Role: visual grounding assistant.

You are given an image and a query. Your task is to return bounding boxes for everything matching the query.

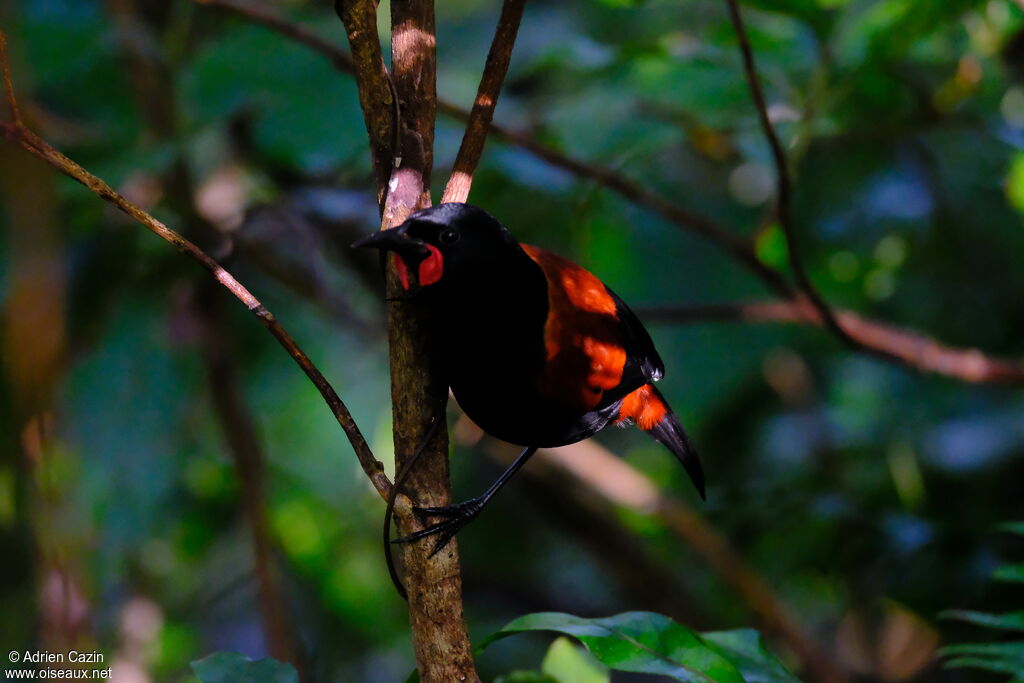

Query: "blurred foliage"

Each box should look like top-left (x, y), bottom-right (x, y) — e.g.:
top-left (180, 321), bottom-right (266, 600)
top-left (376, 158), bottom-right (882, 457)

top-left (480, 612), bottom-right (799, 682)
top-left (191, 651), bottom-right (299, 683)
top-left (941, 524), bottom-right (1024, 680)
top-left (1, 0), bottom-right (1024, 681)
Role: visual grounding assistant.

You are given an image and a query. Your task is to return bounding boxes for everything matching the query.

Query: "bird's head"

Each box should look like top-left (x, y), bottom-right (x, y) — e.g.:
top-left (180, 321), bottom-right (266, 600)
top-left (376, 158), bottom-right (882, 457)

top-left (352, 203), bottom-right (515, 291)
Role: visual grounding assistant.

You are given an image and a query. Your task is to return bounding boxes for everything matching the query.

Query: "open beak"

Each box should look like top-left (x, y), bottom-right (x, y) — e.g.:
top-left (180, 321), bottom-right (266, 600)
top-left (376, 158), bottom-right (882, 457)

top-left (352, 226), bottom-right (430, 265)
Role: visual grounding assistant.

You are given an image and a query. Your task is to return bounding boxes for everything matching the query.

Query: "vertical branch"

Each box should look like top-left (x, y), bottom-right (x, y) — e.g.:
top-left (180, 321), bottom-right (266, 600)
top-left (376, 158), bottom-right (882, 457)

top-left (387, 3), bottom-right (481, 682)
top-left (383, 0), bottom-right (436, 223)
top-left (333, 0), bottom-right (395, 203)
top-left (335, 3), bottom-right (478, 681)
top-left (1, 33), bottom-right (22, 128)
top-left (440, 0), bottom-right (526, 204)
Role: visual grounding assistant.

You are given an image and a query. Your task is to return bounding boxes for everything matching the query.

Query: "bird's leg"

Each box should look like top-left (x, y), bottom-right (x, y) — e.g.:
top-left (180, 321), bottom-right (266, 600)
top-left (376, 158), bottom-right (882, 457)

top-left (393, 446), bottom-right (539, 557)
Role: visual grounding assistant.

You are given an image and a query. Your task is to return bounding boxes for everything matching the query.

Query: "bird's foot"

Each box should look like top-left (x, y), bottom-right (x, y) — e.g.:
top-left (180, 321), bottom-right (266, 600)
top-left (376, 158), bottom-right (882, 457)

top-left (391, 497), bottom-right (484, 557)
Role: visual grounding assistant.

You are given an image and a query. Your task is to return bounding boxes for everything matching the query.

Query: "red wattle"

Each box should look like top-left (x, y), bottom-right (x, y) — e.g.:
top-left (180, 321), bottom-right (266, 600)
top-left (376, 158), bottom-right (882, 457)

top-left (418, 244), bottom-right (444, 286)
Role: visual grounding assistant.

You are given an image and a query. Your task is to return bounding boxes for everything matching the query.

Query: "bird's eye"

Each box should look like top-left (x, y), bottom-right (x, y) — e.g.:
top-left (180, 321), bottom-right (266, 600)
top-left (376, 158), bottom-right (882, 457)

top-left (439, 228), bottom-right (460, 246)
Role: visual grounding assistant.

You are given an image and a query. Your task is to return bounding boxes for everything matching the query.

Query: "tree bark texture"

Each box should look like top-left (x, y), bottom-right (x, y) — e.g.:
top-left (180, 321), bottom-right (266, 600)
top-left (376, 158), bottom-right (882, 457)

top-left (336, 1), bottom-right (479, 680)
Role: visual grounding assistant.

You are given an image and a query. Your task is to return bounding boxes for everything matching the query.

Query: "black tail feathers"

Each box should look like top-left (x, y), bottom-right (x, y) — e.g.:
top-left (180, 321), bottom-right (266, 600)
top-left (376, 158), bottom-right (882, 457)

top-left (648, 402), bottom-right (705, 501)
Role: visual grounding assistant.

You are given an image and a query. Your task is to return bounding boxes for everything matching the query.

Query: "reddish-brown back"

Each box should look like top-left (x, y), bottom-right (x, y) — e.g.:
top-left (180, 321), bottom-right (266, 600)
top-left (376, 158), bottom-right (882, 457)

top-left (522, 245), bottom-right (629, 413)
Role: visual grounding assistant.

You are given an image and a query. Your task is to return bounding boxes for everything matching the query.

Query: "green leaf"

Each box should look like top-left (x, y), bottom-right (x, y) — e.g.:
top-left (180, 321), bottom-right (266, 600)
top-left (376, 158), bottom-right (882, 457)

top-left (541, 637), bottom-right (610, 683)
top-left (942, 642), bottom-right (1024, 657)
top-left (995, 564), bottom-right (1024, 584)
top-left (702, 630), bottom-right (802, 683)
top-left (190, 652), bottom-right (299, 683)
top-left (479, 612), bottom-right (749, 682)
top-left (1006, 154), bottom-right (1024, 214)
top-left (944, 656), bottom-right (1024, 676)
top-left (942, 525), bottom-right (1024, 679)
top-left (941, 610), bottom-right (1024, 632)
top-left (940, 641), bottom-right (1024, 672)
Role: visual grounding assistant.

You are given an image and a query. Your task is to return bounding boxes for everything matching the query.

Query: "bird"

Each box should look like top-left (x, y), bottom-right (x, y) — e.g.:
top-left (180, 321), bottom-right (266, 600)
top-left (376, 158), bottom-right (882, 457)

top-left (355, 203), bottom-right (704, 556)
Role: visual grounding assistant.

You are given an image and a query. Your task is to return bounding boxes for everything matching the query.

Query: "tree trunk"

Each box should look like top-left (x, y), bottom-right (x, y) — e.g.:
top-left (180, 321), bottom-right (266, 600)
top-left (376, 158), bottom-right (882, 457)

top-left (335, 1), bottom-right (479, 680)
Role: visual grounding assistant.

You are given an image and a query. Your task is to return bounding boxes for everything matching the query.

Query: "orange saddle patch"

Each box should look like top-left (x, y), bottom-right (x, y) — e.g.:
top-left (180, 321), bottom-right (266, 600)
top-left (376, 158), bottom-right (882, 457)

top-left (522, 245), bottom-right (627, 412)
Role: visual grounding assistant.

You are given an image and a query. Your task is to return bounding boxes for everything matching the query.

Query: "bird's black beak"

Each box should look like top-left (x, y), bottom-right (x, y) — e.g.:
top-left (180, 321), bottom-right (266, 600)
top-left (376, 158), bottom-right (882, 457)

top-left (352, 226), bottom-right (430, 265)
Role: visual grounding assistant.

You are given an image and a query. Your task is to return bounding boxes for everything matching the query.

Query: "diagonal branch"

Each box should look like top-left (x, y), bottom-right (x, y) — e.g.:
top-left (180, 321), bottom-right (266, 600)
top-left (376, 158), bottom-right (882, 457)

top-left (0, 32), bottom-right (392, 501)
top-left (640, 300), bottom-right (1024, 385)
top-left (723, 0), bottom-right (870, 354)
top-left (197, 0), bottom-right (356, 71)
top-left (440, 0), bottom-right (527, 204)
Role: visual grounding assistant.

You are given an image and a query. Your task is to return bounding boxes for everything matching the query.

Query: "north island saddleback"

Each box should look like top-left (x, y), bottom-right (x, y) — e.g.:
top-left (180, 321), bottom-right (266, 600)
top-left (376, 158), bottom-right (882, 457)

top-left (355, 203), bottom-right (704, 557)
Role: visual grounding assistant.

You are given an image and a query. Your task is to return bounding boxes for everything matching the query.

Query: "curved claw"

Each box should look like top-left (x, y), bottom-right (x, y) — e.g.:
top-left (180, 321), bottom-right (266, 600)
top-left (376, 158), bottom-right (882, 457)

top-left (392, 498), bottom-right (483, 556)
top-left (392, 516), bottom-right (460, 544)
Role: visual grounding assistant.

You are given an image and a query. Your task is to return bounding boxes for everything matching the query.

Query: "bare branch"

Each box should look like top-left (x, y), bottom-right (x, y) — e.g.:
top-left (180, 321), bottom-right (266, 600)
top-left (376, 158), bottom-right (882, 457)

top-left (0, 33), bottom-right (21, 127)
top-left (332, 1), bottom-right (478, 679)
top-left (440, 0), bottom-right (526, 204)
top-left (384, 2), bottom-right (481, 680)
top-left (0, 32), bottom-right (392, 501)
top-left (333, 0), bottom-right (396, 203)
top-left (642, 300), bottom-right (1024, 385)
top-left (723, 0), bottom-right (870, 354)
top-left (381, 0), bottom-right (437, 225)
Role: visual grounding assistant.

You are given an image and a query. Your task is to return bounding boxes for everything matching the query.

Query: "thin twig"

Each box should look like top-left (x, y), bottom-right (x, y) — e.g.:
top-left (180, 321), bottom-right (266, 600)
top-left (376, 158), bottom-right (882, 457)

top-left (723, 0), bottom-right (868, 353)
top-left (1, 33), bottom-right (22, 127)
top-left (641, 300), bottom-right (1024, 385)
top-left (199, 0), bottom-right (357, 72)
top-left (440, 0), bottom-right (526, 204)
top-left (0, 32), bottom-right (392, 501)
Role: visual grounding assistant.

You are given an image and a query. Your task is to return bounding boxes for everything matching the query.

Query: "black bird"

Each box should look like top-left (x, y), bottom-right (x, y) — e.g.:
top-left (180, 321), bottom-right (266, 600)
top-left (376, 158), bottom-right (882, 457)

top-left (355, 203), bottom-right (703, 554)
